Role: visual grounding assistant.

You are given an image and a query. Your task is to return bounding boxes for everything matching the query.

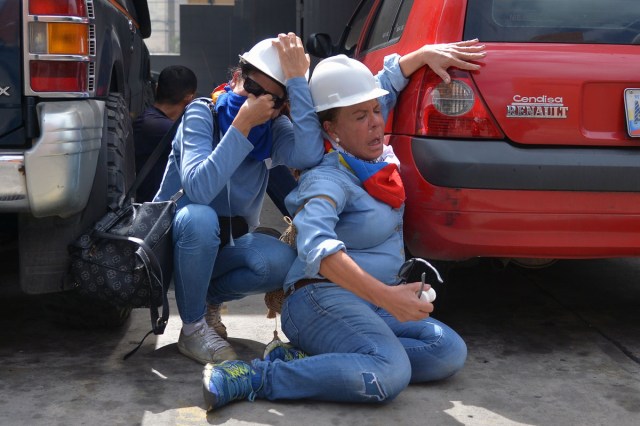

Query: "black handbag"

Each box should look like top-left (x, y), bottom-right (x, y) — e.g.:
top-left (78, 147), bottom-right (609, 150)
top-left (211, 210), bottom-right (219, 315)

top-left (68, 113), bottom-right (184, 358)
top-left (68, 191), bottom-right (181, 319)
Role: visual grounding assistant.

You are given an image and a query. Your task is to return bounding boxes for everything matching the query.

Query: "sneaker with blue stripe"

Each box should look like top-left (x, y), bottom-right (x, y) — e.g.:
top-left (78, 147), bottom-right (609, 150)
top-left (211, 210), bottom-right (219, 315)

top-left (202, 360), bottom-right (261, 410)
top-left (263, 340), bottom-right (308, 362)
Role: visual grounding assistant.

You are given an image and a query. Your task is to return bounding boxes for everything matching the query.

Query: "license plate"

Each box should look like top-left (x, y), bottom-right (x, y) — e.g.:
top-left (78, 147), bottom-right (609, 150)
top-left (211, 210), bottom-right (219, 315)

top-left (624, 88), bottom-right (640, 137)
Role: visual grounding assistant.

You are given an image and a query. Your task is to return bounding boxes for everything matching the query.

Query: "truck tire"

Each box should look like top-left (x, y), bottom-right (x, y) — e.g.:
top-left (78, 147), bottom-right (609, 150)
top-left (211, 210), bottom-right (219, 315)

top-left (105, 93), bottom-right (136, 206)
top-left (39, 93), bottom-right (136, 328)
top-left (41, 295), bottom-right (132, 329)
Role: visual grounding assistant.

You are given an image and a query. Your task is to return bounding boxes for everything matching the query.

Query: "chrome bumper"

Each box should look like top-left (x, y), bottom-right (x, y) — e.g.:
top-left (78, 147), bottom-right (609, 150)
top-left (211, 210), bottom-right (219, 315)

top-left (0, 100), bottom-right (104, 217)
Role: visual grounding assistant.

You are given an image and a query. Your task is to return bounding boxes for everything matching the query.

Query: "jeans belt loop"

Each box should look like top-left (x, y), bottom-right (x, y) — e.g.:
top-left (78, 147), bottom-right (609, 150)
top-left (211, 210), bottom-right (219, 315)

top-left (285, 278), bottom-right (330, 298)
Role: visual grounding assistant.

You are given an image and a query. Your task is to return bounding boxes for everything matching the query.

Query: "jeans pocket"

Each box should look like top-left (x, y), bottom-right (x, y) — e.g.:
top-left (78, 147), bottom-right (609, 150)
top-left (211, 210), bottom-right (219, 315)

top-left (280, 300), bottom-right (300, 346)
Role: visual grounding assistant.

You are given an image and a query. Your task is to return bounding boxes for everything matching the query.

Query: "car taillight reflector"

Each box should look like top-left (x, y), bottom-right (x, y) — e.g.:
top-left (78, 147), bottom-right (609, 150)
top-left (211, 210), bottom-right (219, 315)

top-left (30, 61), bottom-right (87, 92)
top-left (431, 80), bottom-right (474, 116)
top-left (418, 70), bottom-right (503, 139)
top-left (29, 0), bottom-right (87, 16)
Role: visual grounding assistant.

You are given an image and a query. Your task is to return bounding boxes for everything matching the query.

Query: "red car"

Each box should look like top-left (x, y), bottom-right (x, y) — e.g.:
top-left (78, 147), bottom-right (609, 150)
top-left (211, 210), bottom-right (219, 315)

top-left (307, 0), bottom-right (640, 266)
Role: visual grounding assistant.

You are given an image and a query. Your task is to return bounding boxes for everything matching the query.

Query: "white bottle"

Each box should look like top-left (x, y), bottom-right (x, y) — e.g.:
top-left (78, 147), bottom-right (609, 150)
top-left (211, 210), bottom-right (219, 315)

top-left (419, 287), bottom-right (437, 303)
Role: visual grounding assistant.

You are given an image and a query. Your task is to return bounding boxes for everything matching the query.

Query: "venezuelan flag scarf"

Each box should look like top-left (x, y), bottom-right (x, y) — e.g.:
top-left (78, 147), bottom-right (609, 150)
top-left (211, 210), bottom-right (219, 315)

top-left (324, 139), bottom-right (405, 209)
top-left (212, 84), bottom-right (272, 161)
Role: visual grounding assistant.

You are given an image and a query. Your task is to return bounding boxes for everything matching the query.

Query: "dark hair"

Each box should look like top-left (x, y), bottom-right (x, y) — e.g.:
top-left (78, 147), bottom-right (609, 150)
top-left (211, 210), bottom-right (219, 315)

top-left (155, 65), bottom-right (197, 104)
top-left (317, 107), bottom-right (339, 125)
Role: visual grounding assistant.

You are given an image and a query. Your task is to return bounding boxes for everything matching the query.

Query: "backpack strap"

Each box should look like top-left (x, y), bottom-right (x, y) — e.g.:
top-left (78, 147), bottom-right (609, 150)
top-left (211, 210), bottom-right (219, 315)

top-left (116, 111), bottom-right (184, 209)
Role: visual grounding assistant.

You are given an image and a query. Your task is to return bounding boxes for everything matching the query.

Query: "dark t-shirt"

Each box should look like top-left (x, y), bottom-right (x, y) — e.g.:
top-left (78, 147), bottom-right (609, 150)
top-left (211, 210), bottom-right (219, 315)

top-left (133, 105), bottom-right (174, 202)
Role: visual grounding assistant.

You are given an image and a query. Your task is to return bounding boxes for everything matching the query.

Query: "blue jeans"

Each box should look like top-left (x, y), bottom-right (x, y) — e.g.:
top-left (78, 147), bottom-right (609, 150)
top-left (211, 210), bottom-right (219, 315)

top-left (252, 282), bottom-right (467, 403)
top-left (172, 203), bottom-right (295, 323)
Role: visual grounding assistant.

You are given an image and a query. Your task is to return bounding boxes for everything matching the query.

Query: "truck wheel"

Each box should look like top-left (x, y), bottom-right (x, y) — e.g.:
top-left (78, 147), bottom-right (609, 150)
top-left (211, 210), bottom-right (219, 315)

top-left (57, 93), bottom-right (135, 326)
top-left (42, 295), bottom-right (132, 328)
top-left (105, 93), bottom-right (136, 205)
top-left (39, 93), bottom-right (136, 327)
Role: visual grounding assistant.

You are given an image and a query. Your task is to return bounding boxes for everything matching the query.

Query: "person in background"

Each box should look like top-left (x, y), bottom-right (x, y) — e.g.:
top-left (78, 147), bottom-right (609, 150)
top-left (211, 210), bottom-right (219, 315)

top-left (133, 65), bottom-right (197, 202)
top-left (153, 36), bottom-right (323, 365)
top-left (201, 33), bottom-right (486, 410)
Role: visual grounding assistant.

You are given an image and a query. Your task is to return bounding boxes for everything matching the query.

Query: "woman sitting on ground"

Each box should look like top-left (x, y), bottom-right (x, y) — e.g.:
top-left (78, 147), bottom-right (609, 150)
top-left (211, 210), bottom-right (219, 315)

top-left (201, 32), bottom-right (487, 409)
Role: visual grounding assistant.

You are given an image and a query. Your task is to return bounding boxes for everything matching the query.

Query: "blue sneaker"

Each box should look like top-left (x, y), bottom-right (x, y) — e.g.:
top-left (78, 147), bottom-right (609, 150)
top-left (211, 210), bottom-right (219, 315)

top-left (263, 340), bottom-right (308, 362)
top-left (202, 360), bottom-right (261, 410)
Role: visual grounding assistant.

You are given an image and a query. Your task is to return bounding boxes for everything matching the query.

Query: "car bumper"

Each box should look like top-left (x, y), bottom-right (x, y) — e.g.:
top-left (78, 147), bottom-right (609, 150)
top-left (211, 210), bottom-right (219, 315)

top-left (0, 100), bottom-right (104, 218)
top-left (392, 135), bottom-right (640, 260)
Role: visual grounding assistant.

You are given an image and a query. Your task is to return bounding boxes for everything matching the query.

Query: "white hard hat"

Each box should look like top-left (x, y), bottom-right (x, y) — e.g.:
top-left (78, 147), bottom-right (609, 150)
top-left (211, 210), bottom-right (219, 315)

top-left (310, 54), bottom-right (389, 112)
top-left (239, 38), bottom-right (285, 85)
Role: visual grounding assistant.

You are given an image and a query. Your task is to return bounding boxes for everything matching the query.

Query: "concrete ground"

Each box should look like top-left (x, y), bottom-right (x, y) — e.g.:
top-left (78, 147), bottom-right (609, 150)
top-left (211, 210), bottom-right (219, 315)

top-left (1, 199), bottom-right (639, 425)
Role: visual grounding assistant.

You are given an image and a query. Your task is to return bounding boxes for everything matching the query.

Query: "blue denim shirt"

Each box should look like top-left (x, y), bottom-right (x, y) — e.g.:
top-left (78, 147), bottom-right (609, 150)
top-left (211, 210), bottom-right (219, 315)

top-left (284, 54), bottom-right (409, 290)
top-left (154, 77), bottom-right (324, 228)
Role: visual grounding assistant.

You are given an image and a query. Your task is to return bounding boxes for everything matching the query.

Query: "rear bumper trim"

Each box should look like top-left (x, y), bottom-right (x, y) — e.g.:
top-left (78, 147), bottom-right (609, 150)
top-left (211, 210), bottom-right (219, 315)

top-left (411, 138), bottom-right (640, 192)
top-left (0, 155), bottom-right (28, 210)
top-left (0, 100), bottom-right (105, 217)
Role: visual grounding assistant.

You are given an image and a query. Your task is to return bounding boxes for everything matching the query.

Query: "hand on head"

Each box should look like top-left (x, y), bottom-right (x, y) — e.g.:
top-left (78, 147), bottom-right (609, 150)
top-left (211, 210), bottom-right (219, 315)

top-left (273, 32), bottom-right (310, 80)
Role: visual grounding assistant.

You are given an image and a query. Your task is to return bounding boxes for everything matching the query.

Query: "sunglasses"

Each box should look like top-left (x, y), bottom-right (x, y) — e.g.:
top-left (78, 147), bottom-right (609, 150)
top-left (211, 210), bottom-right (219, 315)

top-left (243, 75), bottom-right (287, 109)
top-left (397, 258), bottom-right (444, 299)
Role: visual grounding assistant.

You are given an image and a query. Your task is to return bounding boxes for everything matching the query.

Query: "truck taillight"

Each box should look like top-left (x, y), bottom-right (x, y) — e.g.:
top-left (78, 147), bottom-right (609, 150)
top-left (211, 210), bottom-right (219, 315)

top-left (30, 61), bottom-right (87, 92)
top-left (26, 0), bottom-right (91, 93)
top-left (29, 0), bottom-right (86, 16)
top-left (417, 69), bottom-right (503, 139)
top-left (29, 22), bottom-right (88, 55)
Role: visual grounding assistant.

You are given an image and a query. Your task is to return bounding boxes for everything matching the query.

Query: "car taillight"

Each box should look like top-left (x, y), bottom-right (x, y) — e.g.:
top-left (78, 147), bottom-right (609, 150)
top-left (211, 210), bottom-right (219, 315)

top-left (417, 69), bottom-right (503, 139)
top-left (27, 0), bottom-right (91, 93)
top-left (431, 80), bottom-right (474, 116)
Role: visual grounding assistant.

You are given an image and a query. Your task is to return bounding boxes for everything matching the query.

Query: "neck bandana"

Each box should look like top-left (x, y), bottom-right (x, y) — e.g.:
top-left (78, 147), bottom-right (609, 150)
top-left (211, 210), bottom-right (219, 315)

top-left (324, 139), bottom-right (405, 209)
top-left (213, 85), bottom-right (272, 161)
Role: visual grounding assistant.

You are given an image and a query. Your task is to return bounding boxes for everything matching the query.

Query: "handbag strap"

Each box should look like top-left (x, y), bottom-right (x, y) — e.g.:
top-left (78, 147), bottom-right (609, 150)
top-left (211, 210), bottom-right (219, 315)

top-left (122, 242), bottom-right (170, 360)
top-left (116, 111), bottom-right (185, 208)
top-left (120, 99), bottom-right (219, 358)
top-left (92, 230), bottom-right (170, 360)
top-left (118, 98), bottom-right (219, 209)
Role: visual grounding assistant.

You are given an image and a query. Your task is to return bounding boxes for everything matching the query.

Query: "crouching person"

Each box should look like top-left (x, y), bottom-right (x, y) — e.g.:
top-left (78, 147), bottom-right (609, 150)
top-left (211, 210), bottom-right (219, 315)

top-left (154, 35), bottom-right (323, 364)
